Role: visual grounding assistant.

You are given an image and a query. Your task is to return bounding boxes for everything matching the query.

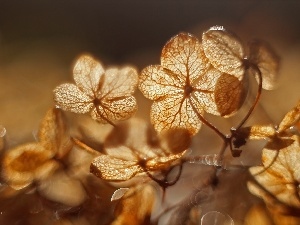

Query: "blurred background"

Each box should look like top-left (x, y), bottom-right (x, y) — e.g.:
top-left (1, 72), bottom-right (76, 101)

top-left (0, 1), bottom-right (300, 225)
top-left (0, 0), bottom-right (300, 142)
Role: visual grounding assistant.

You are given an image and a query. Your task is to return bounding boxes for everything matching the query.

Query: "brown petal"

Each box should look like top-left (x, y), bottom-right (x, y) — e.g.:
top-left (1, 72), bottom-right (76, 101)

top-left (202, 26), bottom-right (245, 80)
top-left (111, 185), bottom-right (155, 225)
top-left (38, 108), bottom-right (72, 158)
top-left (248, 40), bottom-right (280, 90)
top-left (90, 154), bottom-right (144, 181)
top-left (214, 73), bottom-right (247, 117)
top-left (161, 32), bottom-right (209, 84)
top-left (73, 54), bottom-right (105, 97)
top-left (2, 143), bottom-right (53, 190)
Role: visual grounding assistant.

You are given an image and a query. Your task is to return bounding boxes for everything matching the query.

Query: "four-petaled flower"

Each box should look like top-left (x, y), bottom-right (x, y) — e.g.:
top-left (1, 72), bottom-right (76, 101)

top-left (139, 33), bottom-right (245, 135)
top-left (54, 55), bottom-right (138, 125)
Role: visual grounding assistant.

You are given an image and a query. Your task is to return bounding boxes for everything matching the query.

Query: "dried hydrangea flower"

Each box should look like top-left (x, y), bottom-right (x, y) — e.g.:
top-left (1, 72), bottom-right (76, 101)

top-left (139, 32), bottom-right (246, 135)
top-left (202, 26), bottom-right (280, 90)
top-left (54, 54), bottom-right (138, 125)
top-left (248, 135), bottom-right (300, 209)
top-left (1, 108), bottom-right (72, 190)
top-left (238, 100), bottom-right (300, 148)
top-left (76, 118), bottom-right (188, 181)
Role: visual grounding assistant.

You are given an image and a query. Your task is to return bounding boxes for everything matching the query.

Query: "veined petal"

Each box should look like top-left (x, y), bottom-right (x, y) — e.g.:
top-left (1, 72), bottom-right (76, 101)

top-left (161, 33), bottom-right (209, 84)
top-left (139, 65), bottom-right (183, 100)
top-left (193, 69), bottom-right (221, 116)
top-left (54, 83), bottom-right (93, 114)
top-left (90, 154), bottom-right (144, 181)
top-left (91, 96), bottom-right (137, 123)
top-left (73, 55), bottom-right (105, 97)
top-left (250, 135), bottom-right (300, 208)
top-left (202, 26), bottom-right (245, 80)
top-left (146, 150), bottom-right (186, 171)
top-left (100, 67), bottom-right (138, 99)
top-left (150, 94), bottom-right (202, 135)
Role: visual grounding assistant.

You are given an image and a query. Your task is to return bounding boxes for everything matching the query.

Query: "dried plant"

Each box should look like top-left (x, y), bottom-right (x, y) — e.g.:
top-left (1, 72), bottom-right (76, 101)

top-left (54, 55), bottom-right (138, 125)
top-left (0, 25), bottom-right (299, 225)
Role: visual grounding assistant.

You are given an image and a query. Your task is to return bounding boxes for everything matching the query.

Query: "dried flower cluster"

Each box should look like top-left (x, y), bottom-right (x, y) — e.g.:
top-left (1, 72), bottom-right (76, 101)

top-left (1, 25), bottom-right (299, 225)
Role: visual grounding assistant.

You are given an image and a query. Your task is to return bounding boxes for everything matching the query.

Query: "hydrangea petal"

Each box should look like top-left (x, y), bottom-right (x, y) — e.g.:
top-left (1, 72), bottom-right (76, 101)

top-left (161, 33), bottom-right (209, 84)
top-left (91, 96), bottom-right (137, 124)
top-left (249, 40), bottom-right (280, 90)
top-left (100, 67), bottom-right (138, 99)
top-left (150, 94), bottom-right (202, 135)
top-left (90, 154), bottom-right (144, 181)
top-left (54, 83), bottom-right (93, 114)
top-left (73, 55), bottom-right (105, 97)
top-left (139, 65), bottom-right (183, 100)
top-left (202, 26), bottom-right (244, 80)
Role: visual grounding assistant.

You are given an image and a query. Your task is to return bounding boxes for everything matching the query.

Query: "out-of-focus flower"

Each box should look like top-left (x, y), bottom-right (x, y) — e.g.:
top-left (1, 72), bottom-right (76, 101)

top-left (111, 184), bottom-right (155, 225)
top-left (54, 55), bottom-right (138, 125)
top-left (1, 108), bottom-right (72, 190)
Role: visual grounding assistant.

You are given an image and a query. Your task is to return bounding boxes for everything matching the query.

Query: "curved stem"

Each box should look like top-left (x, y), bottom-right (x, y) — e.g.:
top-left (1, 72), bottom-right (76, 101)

top-left (235, 65), bottom-right (262, 130)
top-left (189, 98), bottom-right (227, 141)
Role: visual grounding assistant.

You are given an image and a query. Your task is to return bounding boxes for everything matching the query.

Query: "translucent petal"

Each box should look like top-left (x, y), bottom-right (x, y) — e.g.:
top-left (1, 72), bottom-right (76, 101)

top-left (202, 26), bottom-right (244, 80)
top-left (90, 155), bottom-right (143, 181)
top-left (193, 68), bottom-right (222, 116)
top-left (38, 170), bottom-right (86, 206)
top-left (100, 67), bottom-right (138, 99)
top-left (38, 108), bottom-right (72, 158)
top-left (73, 55), bottom-right (105, 97)
top-left (249, 135), bottom-right (300, 208)
top-left (53, 83), bottom-right (93, 114)
top-left (247, 125), bottom-right (276, 140)
top-left (161, 33), bottom-right (209, 84)
top-left (150, 94), bottom-right (202, 135)
top-left (249, 40), bottom-right (280, 90)
top-left (214, 73), bottom-right (246, 117)
top-left (193, 68), bottom-right (246, 117)
top-left (278, 100), bottom-right (300, 133)
top-left (146, 150), bottom-right (186, 171)
top-left (139, 65), bottom-right (183, 100)
top-left (105, 146), bottom-right (137, 161)
top-left (91, 96), bottom-right (137, 123)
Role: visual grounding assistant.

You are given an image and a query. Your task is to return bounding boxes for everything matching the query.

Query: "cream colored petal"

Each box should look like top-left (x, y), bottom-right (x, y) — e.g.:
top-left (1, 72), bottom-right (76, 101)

top-left (249, 40), bottom-right (280, 90)
top-left (38, 170), bottom-right (86, 206)
top-left (91, 96), bottom-right (137, 123)
top-left (193, 68), bottom-right (246, 117)
top-left (146, 150), bottom-right (186, 171)
top-left (90, 155), bottom-right (144, 181)
top-left (247, 125), bottom-right (276, 140)
top-left (100, 67), bottom-right (138, 99)
top-left (202, 26), bottom-right (244, 80)
top-left (54, 83), bottom-right (93, 114)
top-left (150, 94), bottom-right (202, 135)
top-left (161, 33), bottom-right (209, 84)
top-left (278, 100), bottom-right (300, 133)
top-left (249, 135), bottom-right (300, 208)
top-left (73, 55), bottom-right (105, 97)
top-left (193, 68), bottom-right (222, 116)
top-left (139, 65), bottom-right (183, 100)
top-left (105, 146), bottom-right (137, 161)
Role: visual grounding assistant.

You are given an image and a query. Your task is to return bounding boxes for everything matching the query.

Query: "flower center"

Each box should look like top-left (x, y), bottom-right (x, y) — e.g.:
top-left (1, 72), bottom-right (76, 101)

top-left (93, 98), bottom-right (101, 106)
top-left (184, 84), bottom-right (194, 97)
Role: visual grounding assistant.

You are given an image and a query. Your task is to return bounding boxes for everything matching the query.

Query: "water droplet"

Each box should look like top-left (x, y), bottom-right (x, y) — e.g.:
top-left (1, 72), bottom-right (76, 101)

top-left (201, 211), bottom-right (234, 225)
top-left (0, 125), bottom-right (6, 138)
